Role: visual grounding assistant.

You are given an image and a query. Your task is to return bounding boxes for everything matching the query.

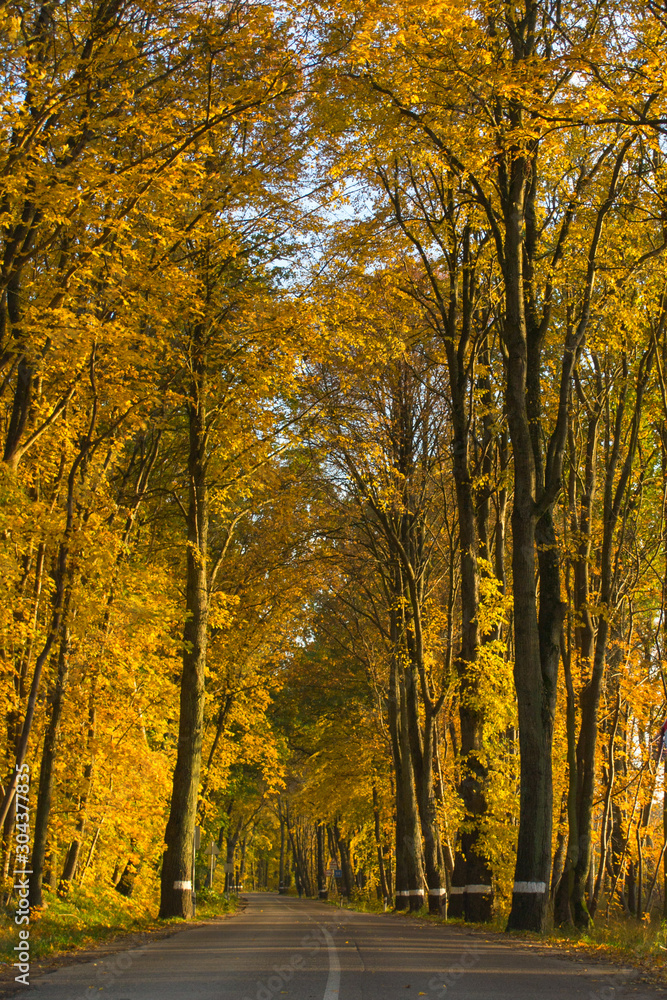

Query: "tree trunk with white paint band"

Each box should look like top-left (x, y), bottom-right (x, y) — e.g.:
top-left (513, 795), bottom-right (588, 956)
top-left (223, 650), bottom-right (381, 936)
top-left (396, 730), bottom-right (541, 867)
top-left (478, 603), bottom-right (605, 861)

top-left (389, 623), bottom-right (426, 911)
top-left (501, 148), bottom-right (559, 933)
top-left (446, 323), bottom-right (494, 924)
top-left (406, 659), bottom-right (446, 915)
top-left (159, 329), bottom-right (209, 919)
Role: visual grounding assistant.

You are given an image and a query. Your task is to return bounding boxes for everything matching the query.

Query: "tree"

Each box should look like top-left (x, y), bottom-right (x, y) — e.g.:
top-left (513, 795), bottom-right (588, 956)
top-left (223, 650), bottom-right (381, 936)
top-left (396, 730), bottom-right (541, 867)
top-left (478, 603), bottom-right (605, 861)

top-left (302, 281), bottom-right (455, 910)
top-left (316, 0), bottom-right (666, 930)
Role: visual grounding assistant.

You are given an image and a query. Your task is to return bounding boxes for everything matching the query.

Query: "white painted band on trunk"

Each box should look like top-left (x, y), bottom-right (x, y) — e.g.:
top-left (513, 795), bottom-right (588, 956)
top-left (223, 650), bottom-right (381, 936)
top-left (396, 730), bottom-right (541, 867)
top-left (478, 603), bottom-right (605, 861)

top-left (449, 885), bottom-right (492, 894)
top-left (322, 927), bottom-right (340, 1000)
top-left (396, 889), bottom-right (425, 896)
top-left (428, 888), bottom-right (447, 895)
top-left (173, 880), bottom-right (192, 890)
top-left (513, 881), bottom-right (546, 894)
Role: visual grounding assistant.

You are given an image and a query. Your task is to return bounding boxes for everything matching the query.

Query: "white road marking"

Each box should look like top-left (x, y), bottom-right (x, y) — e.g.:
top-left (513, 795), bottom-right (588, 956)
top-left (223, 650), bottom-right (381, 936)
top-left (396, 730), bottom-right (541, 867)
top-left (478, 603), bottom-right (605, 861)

top-left (322, 928), bottom-right (340, 1000)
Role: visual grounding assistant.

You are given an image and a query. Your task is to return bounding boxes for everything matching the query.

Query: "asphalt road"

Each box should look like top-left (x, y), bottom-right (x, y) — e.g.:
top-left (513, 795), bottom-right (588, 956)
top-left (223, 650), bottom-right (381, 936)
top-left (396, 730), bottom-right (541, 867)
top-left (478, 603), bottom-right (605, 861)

top-left (23, 892), bottom-right (666, 999)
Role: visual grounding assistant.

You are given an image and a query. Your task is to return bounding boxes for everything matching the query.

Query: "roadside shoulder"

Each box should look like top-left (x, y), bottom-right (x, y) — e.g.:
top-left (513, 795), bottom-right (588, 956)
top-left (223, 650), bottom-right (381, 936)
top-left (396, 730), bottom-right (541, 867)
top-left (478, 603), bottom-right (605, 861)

top-left (329, 899), bottom-right (667, 993)
top-left (0, 903), bottom-right (243, 999)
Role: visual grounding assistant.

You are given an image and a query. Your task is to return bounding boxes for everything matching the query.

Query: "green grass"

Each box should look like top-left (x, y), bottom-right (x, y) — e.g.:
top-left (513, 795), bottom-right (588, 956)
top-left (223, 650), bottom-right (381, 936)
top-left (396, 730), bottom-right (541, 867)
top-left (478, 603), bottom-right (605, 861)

top-left (326, 894), bottom-right (388, 914)
top-left (543, 915), bottom-right (667, 975)
top-left (0, 883), bottom-right (239, 968)
top-left (194, 889), bottom-right (239, 920)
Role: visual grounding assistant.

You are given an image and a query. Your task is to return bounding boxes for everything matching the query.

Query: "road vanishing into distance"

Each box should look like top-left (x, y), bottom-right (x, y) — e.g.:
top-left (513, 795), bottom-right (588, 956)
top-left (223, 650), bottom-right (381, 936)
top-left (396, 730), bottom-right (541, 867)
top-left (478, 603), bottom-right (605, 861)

top-left (22, 893), bottom-right (666, 999)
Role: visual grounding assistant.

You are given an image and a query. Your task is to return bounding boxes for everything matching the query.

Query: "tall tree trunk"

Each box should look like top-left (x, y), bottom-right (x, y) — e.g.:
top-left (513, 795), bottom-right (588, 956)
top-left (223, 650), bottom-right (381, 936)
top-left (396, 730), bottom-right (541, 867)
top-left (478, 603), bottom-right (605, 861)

top-left (289, 819), bottom-right (313, 897)
top-left (279, 802), bottom-right (287, 893)
top-left (388, 626), bottom-right (425, 911)
top-left (57, 435), bottom-right (158, 895)
top-left (489, 10), bottom-right (628, 934)
top-left (503, 169), bottom-right (560, 933)
top-left (550, 791), bottom-right (568, 911)
top-left (446, 324), bottom-right (493, 922)
top-left (554, 626), bottom-right (578, 926)
top-left (59, 673), bottom-right (97, 892)
top-left (506, 474), bottom-right (560, 931)
top-left (395, 510), bottom-right (446, 914)
top-left (379, 162), bottom-right (505, 928)
top-left (555, 416), bottom-right (597, 925)
top-left (317, 822), bottom-right (328, 900)
top-left (406, 661), bottom-right (445, 914)
top-left (224, 819), bottom-right (242, 892)
top-left (0, 540), bottom-right (69, 830)
top-left (569, 350), bottom-right (650, 927)
top-left (1, 542), bottom-right (46, 884)
top-left (0, 369), bottom-right (102, 833)
top-left (115, 840), bottom-right (141, 898)
top-left (589, 691), bottom-right (620, 918)
top-left (22, 395), bottom-right (98, 880)
top-left (159, 332), bottom-right (209, 919)
top-left (663, 755), bottom-right (667, 920)
top-left (333, 821), bottom-right (352, 899)
top-left (397, 685), bottom-right (426, 910)
top-left (372, 785), bottom-right (389, 904)
top-left (238, 836), bottom-right (248, 888)
top-left (29, 613), bottom-right (71, 908)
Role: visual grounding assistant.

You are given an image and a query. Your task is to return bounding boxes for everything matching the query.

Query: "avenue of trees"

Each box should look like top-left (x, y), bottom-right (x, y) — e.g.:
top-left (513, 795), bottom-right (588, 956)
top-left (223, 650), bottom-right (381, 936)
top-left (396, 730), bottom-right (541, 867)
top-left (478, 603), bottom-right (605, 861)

top-left (2, 0), bottom-right (667, 935)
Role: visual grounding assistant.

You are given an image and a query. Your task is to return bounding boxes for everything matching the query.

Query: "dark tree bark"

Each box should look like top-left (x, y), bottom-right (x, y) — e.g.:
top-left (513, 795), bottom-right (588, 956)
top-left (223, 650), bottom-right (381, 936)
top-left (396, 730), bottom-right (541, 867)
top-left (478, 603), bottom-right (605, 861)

top-left (28, 408), bottom-right (100, 908)
top-left (57, 437), bottom-right (159, 894)
top-left (289, 816), bottom-right (313, 897)
top-left (279, 801), bottom-right (287, 893)
top-left (496, 65), bottom-right (630, 932)
top-left (388, 618), bottom-right (426, 911)
top-left (377, 169), bottom-right (497, 922)
top-left (398, 536), bottom-right (447, 914)
top-left (58, 769), bottom-right (90, 891)
top-left (116, 842), bottom-right (141, 898)
top-left (372, 785), bottom-right (389, 905)
top-left (238, 836), bottom-right (248, 888)
top-left (1, 345), bottom-right (113, 843)
top-left (0, 541), bottom-right (45, 885)
top-left (322, 346), bottom-right (448, 916)
top-left (160, 328), bottom-right (209, 919)
top-left (570, 352), bottom-right (651, 927)
top-left (224, 818), bottom-right (242, 892)
top-left (29, 613), bottom-right (71, 909)
top-left (59, 672), bottom-right (97, 892)
top-left (0, 540), bottom-right (69, 831)
top-left (664, 755), bottom-right (667, 920)
top-left (317, 822), bottom-right (328, 900)
top-left (370, 371), bottom-right (445, 912)
top-left (333, 821), bottom-right (353, 899)
top-left (556, 350), bottom-right (651, 927)
top-left (500, 141), bottom-right (557, 930)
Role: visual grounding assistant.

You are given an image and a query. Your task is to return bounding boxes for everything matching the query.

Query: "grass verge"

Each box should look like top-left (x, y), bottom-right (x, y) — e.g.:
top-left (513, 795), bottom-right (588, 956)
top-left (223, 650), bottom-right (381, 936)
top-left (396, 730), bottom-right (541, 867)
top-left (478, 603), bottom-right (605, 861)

top-left (0, 883), bottom-right (238, 968)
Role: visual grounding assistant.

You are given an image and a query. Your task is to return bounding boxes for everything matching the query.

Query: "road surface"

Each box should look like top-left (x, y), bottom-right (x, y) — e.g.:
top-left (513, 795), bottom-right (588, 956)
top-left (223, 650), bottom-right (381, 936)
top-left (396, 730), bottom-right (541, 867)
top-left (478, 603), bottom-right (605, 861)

top-left (22, 892), bottom-right (665, 999)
